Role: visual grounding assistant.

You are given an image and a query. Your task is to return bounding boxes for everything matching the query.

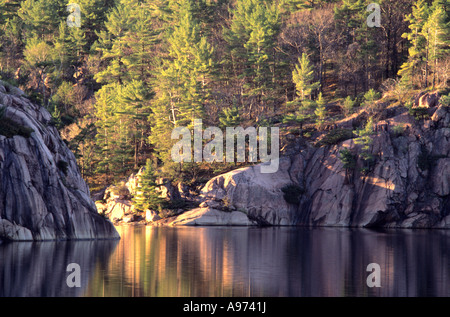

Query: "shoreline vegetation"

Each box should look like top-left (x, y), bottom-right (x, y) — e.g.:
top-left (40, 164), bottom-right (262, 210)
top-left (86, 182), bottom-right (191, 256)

top-left (0, 1), bottom-right (449, 231)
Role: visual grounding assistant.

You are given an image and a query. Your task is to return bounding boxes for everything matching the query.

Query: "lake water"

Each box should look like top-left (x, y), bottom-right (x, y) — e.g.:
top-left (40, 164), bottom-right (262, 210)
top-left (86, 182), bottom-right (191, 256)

top-left (0, 225), bottom-right (449, 297)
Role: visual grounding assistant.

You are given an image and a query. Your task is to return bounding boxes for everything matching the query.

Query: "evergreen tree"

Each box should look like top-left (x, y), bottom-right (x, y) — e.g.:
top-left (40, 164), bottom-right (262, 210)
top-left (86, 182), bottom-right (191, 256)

top-left (133, 159), bottom-right (163, 212)
top-left (219, 103), bottom-right (242, 129)
top-left (93, 83), bottom-right (118, 184)
top-left (76, 0), bottom-right (115, 45)
top-left (423, 1), bottom-right (450, 88)
top-left (292, 53), bottom-right (320, 101)
top-left (94, 3), bottom-right (133, 85)
top-left (149, 0), bottom-right (214, 175)
top-left (399, 0), bottom-right (431, 87)
top-left (18, 0), bottom-right (65, 40)
top-left (223, 0), bottom-right (282, 106)
top-left (342, 96), bottom-right (356, 116)
top-left (314, 92), bottom-right (327, 128)
top-left (335, 0), bottom-right (380, 92)
top-left (355, 117), bottom-right (375, 174)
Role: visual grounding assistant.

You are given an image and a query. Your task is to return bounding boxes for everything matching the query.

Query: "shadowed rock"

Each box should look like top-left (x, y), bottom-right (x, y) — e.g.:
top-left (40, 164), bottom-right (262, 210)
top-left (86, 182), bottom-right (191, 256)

top-left (0, 81), bottom-right (119, 241)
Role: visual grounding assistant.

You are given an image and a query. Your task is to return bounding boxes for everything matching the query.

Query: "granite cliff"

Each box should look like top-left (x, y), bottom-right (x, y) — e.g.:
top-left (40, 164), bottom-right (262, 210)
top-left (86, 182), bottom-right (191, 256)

top-left (0, 81), bottom-right (119, 240)
top-left (152, 94), bottom-right (450, 228)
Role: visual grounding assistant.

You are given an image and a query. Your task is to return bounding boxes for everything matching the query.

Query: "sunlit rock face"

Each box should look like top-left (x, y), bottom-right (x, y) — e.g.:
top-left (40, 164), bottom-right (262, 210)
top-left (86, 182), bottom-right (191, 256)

top-left (0, 81), bottom-right (120, 241)
top-left (197, 104), bottom-right (450, 228)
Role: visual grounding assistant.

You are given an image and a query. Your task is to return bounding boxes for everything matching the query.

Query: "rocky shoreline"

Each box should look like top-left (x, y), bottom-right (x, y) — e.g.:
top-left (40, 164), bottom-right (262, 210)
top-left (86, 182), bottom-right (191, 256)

top-left (96, 93), bottom-right (450, 229)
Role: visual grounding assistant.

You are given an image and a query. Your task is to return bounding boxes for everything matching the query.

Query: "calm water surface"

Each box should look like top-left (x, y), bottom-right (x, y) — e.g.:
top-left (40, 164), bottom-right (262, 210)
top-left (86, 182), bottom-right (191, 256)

top-left (0, 225), bottom-right (449, 297)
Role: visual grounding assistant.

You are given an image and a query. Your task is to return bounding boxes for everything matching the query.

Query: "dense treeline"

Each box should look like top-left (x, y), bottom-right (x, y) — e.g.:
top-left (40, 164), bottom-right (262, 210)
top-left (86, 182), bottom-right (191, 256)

top-left (0, 0), bottom-right (449, 194)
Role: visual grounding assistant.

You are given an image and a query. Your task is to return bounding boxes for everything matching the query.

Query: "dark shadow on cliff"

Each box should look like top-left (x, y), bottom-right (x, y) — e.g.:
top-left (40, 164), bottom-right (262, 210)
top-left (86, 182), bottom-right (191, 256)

top-left (0, 238), bottom-right (119, 296)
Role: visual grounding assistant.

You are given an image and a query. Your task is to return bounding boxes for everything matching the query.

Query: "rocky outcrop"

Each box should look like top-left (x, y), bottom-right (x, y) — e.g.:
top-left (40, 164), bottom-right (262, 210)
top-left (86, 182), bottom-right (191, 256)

top-left (171, 102), bottom-right (450, 229)
top-left (151, 207), bottom-right (255, 226)
top-left (0, 81), bottom-right (119, 240)
top-left (415, 91), bottom-right (440, 108)
top-left (94, 170), bottom-right (183, 224)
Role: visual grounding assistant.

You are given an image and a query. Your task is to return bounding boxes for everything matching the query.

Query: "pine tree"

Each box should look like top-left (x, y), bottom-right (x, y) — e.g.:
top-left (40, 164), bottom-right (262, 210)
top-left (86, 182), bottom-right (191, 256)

top-left (93, 83), bottom-right (119, 184)
top-left (133, 159), bottom-right (163, 212)
top-left (423, 1), bottom-right (450, 88)
top-left (76, 0), bottom-right (115, 45)
top-left (223, 0), bottom-right (282, 106)
top-left (122, 8), bottom-right (159, 84)
top-left (219, 103), bottom-right (242, 129)
top-left (399, 0), bottom-right (431, 87)
top-left (355, 117), bottom-right (375, 174)
top-left (94, 3), bottom-right (133, 85)
top-left (292, 53), bottom-right (320, 101)
top-left (166, 0), bottom-right (214, 127)
top-left (18, 0), bottom-right (65, 40)
top-left (314, 92), bottom-right (327, 128)
top-left (335, 0), bottom-right (380, 92)
top-left (149, 0), bottom-right (214, 175)
top-left (342, 96), bottom-right (356, 116)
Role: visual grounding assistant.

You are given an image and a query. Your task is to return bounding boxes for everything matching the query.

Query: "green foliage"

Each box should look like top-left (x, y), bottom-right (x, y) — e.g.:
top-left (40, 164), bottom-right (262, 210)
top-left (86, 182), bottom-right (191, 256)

top-left (93, 80), bottom-right (152, 182)
top-left (223, 0), bottom-right (283, 101)
top-left (133, 159), bottom-right (164, 212)
top-left (339, 147), bottom-right (356, 183)
top-left (0, 0), bottom-right (448, 191)
top-left (440, 94), bottom-right (450, 107)
top-left (355, 117), bottom-right (376, 174)
top-left (391, 124), bottom-right (406, 138)
top-left (219, 104), bottom-right (241, 129)
top-left (316, 128), bottom-right (353, 147)
top-left (292, 53), bottom-right (320, 101)
top-left (363, 89), bottom-right (381, 114)
top-left (408, 106), bottom-right (430, 120)
top-left (355, 117), bottom-right (374, 151)
top-left (342, 96), bottom-right (356, 116)
top-left (399, 0), bottom-right (450, 88)
top-left (281, 184), bottom-right (304, 205)
top-left (314, 92), bottom-right (327, 127)
top-left (339, 148), bottom-right (356, 170)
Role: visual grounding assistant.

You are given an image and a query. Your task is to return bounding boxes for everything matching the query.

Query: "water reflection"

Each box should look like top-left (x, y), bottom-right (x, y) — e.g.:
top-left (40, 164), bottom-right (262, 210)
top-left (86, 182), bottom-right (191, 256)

top-left (0, 239), bottom-right (118, 297)
top-left (85, 226), bottom-right (450, 297)
top-left (1, 226), bottom-right (449, 297)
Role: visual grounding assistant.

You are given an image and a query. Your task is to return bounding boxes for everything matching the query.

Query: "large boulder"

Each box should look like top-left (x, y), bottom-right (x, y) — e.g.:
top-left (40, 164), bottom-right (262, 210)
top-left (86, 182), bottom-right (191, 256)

top-left (151, 207), bottom-right (255, 226)
top-left (0, 81), bottom-right (119, 241)
top-left (183, 104), bottom-right (450, 229)
top-left (415, 91), bottom-right (440, 108)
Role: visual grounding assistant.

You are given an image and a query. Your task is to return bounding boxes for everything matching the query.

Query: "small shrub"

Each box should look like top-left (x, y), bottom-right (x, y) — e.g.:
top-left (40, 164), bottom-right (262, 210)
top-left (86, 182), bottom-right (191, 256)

top-left (57, 160), bottom-right (69, 175)
top-left (163, 199), bottom-right (188, 211)
top-left (158, 209), bottom-right (178, 219)
top-left (316, 129), bottom-right (353, 147)
top-left (281, 184), bottom-right (304, 205)
top-left (110, 181), bottom-right (130, 196)
top-left (391, 124), bottom-right (406, 138)
top-left (342, 96), bottom-right (356, 116)
top-left (339, 148), bottom-right (356, 170)
top-left (440, 94), bottom-right (450, 107)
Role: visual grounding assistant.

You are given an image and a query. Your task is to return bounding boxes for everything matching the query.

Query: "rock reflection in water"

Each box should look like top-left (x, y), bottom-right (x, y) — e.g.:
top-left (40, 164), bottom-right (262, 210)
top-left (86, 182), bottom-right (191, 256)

top-left (0, 239), bottom-right (118, 297)
top-left (83, 226), bottom-right (450, 297)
